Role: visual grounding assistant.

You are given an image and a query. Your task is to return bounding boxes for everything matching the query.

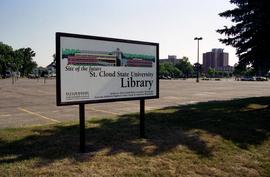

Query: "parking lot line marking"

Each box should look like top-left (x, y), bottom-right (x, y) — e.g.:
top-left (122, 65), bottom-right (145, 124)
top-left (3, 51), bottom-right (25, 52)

top-left (85, 107), bottom-right (120, 115)
top-left (118, 102), bottom-right (138, 106)
top-left (164, 96), bottom-right (180, 100)
top-left (37, 90), bottom-right (52, 95)
top-left (18, 107), bottom-right (60, 123)
top-left (118, 102), bottom-right (157, 110)
top-left (0, 114), bottom-right (11, 117)
top-left (145, 106), bottom-right (158, 110)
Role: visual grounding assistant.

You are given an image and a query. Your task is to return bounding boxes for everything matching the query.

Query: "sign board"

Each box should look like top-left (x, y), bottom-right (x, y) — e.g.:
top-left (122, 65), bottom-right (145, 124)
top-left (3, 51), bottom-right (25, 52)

top-left (56, 32), bottom-right (159, 106)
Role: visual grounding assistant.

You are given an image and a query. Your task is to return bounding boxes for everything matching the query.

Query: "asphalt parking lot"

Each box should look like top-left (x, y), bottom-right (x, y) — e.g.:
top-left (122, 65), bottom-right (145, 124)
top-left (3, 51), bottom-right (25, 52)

top-left (0, 78), bottom-right (270, 128)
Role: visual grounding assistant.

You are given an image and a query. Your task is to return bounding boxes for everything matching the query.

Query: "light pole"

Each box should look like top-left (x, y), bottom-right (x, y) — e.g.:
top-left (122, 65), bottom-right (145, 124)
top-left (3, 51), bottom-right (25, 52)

top-left (194, 37), bottom-right (203, 83)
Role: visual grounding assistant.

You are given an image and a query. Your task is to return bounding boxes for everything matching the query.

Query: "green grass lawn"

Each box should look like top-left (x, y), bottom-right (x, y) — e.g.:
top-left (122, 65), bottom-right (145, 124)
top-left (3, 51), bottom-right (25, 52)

top-left (1, 97), bottom-right (270, 177)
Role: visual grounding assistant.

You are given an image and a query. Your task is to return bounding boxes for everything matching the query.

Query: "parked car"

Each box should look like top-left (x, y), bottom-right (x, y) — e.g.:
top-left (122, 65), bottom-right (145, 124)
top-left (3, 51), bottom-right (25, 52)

top-left (159, 75), bottom-right (172, 80)
top-left (240, 77), bottom-right (255, 81)
top-left (255, 77), bottom-right (268, 81)
top-left (27, 73), bottom-right (39, 79)
top-left (201, 77), bottom-right (210, 80)
top-left (4, 71), bottom-right (11, 78)
top-left (50, 73), bottom-right (56, 77)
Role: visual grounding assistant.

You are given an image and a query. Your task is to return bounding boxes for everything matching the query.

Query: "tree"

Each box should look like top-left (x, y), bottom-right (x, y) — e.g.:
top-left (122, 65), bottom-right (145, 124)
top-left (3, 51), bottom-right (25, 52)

top-left (0, 42), bottom-right (13, 77)
top-left (170, 66), bottom-right (182, 78)
top-left (233, 63), bottom-right (246, 77)
top-left (49, 54), bottom-right (56, 68)
top-left (12, 49), bottom-right (24, 72)
top-left (245, 67), bottom-right (256, 77)
top-left (17, 48), bottom-right (37, 76)
top-left (159, 63), bottom-right (170, 77)
top-left (208, 68), bottom-right (215, 78)
top-left (215, 70), bottom-right (223, 78)
top-left (159, 62), bottom-right (182, 78)
top-left (175, 57), bottom-right (194, 78)
top-left (223, 72), bottom-right (229, 78)
top-left (0, 42), bottom-right (37, 78)
top-left (217, 0), bottom-right (270, 75)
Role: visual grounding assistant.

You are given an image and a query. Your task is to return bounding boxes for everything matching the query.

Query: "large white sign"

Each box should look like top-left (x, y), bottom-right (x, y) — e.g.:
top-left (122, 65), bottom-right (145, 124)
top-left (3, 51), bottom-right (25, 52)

top-left (56, 33), bottom-right (159, 105)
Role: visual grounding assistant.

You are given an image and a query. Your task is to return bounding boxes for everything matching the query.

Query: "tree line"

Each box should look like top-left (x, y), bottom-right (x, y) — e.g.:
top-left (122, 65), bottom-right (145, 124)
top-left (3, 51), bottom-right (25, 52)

top-left (207, 68), bottom-right (232, 78)
top-left (159, 57), bottom-right (195, 78)
top-left (159, 57), bottom-right (234, 79)
top-left (0, 42), bottom-right (37, 78)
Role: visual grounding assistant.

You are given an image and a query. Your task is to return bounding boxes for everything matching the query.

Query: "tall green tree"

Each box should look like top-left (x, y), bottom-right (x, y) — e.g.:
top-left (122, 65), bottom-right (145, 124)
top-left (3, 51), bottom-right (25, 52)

top-left (49, 54), bottom-right (56, 67)
top-left (159, 62), bottom-right (181, 78)
top-left (159, 63), bottom-right (170, 77)
top-left (233, 63), bottom-right (246, 77)
top-left (175, 56), bottom-right (194, 78)
top-left (12, 49), bottom-right (24, 72)
top-left (0, 42), bottom-right (13, 77)
top-left (217, 0), bottom-right (270, 75)
top-left (17, 48), bottom-right (37, 76)
top-left (0, 42), bottom-right (37, 77)
top-left (208, 67), bottom-right (215, 78)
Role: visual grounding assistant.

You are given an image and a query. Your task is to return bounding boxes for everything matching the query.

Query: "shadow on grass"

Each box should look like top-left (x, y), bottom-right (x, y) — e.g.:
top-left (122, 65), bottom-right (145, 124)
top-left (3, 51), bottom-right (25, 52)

top-left (0, 97), bottom-right (269, 165)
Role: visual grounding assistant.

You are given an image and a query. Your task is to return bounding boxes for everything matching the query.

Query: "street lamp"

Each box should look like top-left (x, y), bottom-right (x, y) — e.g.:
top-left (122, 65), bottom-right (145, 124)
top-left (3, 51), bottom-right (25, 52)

top-left (194, 37), bottom-right (203, 83)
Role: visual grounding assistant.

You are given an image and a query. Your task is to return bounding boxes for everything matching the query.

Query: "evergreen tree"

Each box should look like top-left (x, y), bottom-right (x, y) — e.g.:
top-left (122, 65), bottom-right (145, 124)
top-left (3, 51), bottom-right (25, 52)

top-left (217, 0), bottom-right (270, 75)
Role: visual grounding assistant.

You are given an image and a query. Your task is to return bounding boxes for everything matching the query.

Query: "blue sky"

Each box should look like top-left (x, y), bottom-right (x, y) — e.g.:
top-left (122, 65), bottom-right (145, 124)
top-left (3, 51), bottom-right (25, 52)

top-left (0, 0), bottom-right (236, 67)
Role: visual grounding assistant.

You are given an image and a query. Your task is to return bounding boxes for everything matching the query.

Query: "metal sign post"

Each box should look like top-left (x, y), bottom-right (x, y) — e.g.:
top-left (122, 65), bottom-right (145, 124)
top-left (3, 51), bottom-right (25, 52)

top-left (140, 99), bottom-right (145, 138)
top-left (79, 104), bottom-right (86, 153)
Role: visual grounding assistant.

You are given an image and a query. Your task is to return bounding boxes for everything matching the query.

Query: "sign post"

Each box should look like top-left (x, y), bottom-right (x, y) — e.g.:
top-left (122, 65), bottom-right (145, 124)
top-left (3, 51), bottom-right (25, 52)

top-left (56, 32), bottom-right (159, 152)
top-left (140, 99), bottom-right (145, 138)
top-left (79, 104), bottom-right (85, 153)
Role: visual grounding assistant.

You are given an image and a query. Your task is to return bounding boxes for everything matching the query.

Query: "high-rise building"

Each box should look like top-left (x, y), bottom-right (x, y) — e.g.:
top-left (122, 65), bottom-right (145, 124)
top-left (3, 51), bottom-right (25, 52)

top-left (168, 55), bottom-right (177, 65)
top-left (203, 48), bottom-right (229, 72)
top-left (160, 55), bottom-right (179, 64)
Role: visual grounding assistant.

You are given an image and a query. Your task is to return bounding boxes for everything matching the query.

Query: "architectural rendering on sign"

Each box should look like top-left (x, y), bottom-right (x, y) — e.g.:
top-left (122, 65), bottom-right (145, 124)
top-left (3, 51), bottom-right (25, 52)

top-left (56, 33), bottom-right (159, 105)
top-left (62, 48), bottom-right (155, 67)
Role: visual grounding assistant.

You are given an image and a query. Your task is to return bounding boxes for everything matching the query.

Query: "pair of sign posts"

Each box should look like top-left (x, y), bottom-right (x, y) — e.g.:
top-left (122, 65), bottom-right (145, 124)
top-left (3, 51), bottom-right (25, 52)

top-left (56, 32), bottom-right (159, 152)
